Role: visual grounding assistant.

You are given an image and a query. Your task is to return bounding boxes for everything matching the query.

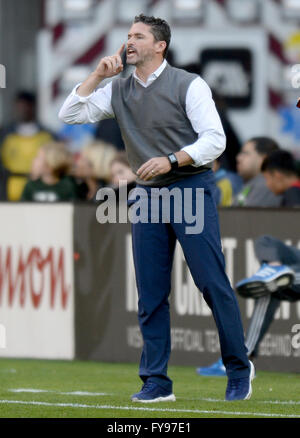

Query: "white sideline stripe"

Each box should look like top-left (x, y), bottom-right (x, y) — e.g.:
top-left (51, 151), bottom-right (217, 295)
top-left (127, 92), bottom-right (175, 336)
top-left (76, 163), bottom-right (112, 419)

top-left (9, 389), bottom-right (111, 396)
top-left (9, 389), bottom-right (300, 406)
top-left (182, 397), bottom-right (300, 406)
top-left (0, 400), bottom-right (300, 418)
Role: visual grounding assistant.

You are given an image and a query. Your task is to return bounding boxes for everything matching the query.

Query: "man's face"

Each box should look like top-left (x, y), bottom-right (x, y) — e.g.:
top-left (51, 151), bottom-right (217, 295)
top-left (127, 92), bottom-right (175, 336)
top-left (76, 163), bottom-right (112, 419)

top-left (236, 141), bottom-right (264, 181)
top-left (15, 99), bottom-right (35, 123)
top-left (126, 22), bottom-right (163, 66)
top-left (263, 170), bottom-right (285, 195)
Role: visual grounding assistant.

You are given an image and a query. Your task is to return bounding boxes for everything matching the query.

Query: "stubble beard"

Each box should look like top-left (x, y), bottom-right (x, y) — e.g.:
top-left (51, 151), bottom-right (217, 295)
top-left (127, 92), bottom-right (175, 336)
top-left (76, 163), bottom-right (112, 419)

top-left (127, 49), bottom-right (155, 67)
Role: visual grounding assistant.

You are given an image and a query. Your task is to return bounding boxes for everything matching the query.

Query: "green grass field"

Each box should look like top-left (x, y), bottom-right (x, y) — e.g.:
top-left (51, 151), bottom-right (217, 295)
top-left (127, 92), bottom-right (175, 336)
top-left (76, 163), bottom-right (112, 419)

top-left (0, 358), bottom-right (299, 418)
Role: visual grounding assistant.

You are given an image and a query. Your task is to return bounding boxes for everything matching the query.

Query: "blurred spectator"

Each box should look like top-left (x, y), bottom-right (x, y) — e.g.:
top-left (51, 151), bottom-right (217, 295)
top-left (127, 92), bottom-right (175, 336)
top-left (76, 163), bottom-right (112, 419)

top-left (0, 91), bottom-right (54, 201)
top-left (110, 151), bottom-right (136, 187)
top-left (233, 137), bottom-right (282, 207)
top-left (213, 157), bottom-right (242, 206)
top-left (21, 141), bottom-right (77, 202)
top-left (73, 140), bottom-right (117, 201)
top-left (109, 151), bottom-right (137, 201)
top-left (261, 150), bottom-right (300, 207)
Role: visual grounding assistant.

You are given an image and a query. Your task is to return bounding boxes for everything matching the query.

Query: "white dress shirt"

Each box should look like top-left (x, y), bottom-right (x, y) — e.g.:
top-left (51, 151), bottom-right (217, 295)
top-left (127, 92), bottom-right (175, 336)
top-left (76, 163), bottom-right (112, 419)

top-left (59, 60), bottom-right (226, 167)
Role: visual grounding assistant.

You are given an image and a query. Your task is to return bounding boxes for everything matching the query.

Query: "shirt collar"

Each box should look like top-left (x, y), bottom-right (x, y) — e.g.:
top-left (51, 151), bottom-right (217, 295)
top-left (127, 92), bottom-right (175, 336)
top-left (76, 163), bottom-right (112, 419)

top-left (133, 59), bottom-right (167, 86)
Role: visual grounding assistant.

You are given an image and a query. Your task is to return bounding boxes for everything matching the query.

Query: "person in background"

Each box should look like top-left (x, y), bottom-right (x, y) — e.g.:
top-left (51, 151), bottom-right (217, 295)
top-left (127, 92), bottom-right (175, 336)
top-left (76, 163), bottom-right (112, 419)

top-left (0, 91), bottom-right (54, 201)
top-left (233, 137), bottom-right (282, 207)
top-left (73, 140), bottom-right (117, 201)
top-left (109, 151), bottom-right (137, 201)
top-left (110, 151), bottom-right (137, 187)
top-left (21, 141), bottom-right (76, 202)
top-left (213, 157), bottom-right (242, 206)
top-left (261, 150), bottom-right (300, 207)
top-left (213, 159), bottom-right (232, 206)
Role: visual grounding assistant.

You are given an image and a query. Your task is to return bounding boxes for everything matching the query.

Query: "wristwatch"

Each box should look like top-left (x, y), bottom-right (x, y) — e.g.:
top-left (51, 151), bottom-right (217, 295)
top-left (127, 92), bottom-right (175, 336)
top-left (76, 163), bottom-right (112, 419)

top-left (167, 153), bottom-right (179, 170)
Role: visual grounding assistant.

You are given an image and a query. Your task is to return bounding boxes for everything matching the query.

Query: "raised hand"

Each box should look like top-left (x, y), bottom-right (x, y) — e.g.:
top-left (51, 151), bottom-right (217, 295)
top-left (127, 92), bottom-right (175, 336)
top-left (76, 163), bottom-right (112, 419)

top-left (95, 43), bottom-right (125, 79)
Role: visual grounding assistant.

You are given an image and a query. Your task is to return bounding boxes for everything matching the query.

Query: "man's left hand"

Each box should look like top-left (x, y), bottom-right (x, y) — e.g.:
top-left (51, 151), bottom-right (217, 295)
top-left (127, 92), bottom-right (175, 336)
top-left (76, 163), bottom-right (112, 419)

top-left (136, 157), bottom-right (171, 181)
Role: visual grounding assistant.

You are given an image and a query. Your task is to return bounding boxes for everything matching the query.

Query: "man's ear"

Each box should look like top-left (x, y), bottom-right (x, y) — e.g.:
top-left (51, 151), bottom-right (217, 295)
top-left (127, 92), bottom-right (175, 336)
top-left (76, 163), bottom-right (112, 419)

top-left (156, 41), bottom-right (167, 55)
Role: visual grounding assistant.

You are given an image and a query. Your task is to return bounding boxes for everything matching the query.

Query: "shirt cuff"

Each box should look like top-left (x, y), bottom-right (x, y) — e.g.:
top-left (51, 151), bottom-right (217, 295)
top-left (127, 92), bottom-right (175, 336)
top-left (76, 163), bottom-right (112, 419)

top-left (181, 145), bottom-right (202, 167)
top-left (72, 82), bottom-right (95, 103)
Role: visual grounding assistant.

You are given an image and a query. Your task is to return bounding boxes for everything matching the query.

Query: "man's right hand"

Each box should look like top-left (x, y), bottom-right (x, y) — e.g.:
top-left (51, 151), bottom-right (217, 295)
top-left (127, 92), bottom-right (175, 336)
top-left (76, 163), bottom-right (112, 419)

top-left (76, 43), bottom-right (125, 97)
top-left (94, 43), bottom-right (125, 79)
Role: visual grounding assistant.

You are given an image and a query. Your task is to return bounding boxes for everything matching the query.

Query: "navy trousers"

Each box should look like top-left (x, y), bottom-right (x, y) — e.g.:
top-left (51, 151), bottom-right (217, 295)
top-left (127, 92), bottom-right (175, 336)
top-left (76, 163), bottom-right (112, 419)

top-left (130, 170), bottom-right (249, 392)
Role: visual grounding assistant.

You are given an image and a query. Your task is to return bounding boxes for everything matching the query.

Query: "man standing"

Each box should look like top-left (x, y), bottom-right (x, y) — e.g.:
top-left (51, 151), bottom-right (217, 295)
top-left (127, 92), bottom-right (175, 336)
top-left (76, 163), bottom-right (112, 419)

top-left (59, 14), bottom-right (253, 402)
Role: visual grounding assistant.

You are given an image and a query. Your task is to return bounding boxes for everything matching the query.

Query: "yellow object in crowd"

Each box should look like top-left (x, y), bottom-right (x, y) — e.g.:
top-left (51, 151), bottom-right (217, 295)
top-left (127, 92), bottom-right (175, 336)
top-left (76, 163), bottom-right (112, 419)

top-left (1, 130), bottom-right (52, 201)
top-left (216, 178), bottom-right (233, 206)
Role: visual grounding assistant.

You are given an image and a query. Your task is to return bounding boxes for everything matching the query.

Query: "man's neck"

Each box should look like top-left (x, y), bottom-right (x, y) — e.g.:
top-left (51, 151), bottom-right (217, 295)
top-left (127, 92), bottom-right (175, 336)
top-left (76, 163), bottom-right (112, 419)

top-left (243, 172), bottom-right (260, 184)
top-left (135, 58), bottom-right (164, 83)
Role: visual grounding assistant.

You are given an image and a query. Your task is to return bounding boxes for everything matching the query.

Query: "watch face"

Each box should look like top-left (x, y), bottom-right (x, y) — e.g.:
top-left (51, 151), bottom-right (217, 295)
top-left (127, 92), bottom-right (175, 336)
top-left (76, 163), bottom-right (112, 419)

top-left (169, 154), bottom-right (177, 164)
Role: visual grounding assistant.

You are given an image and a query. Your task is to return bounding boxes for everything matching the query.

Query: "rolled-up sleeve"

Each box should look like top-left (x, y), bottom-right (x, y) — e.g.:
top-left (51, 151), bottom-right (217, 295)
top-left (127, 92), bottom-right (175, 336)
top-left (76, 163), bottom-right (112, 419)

top-left (182, 77), bottom-right (226, 167)
top-left (58, 81), bottom-right (114, 124)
